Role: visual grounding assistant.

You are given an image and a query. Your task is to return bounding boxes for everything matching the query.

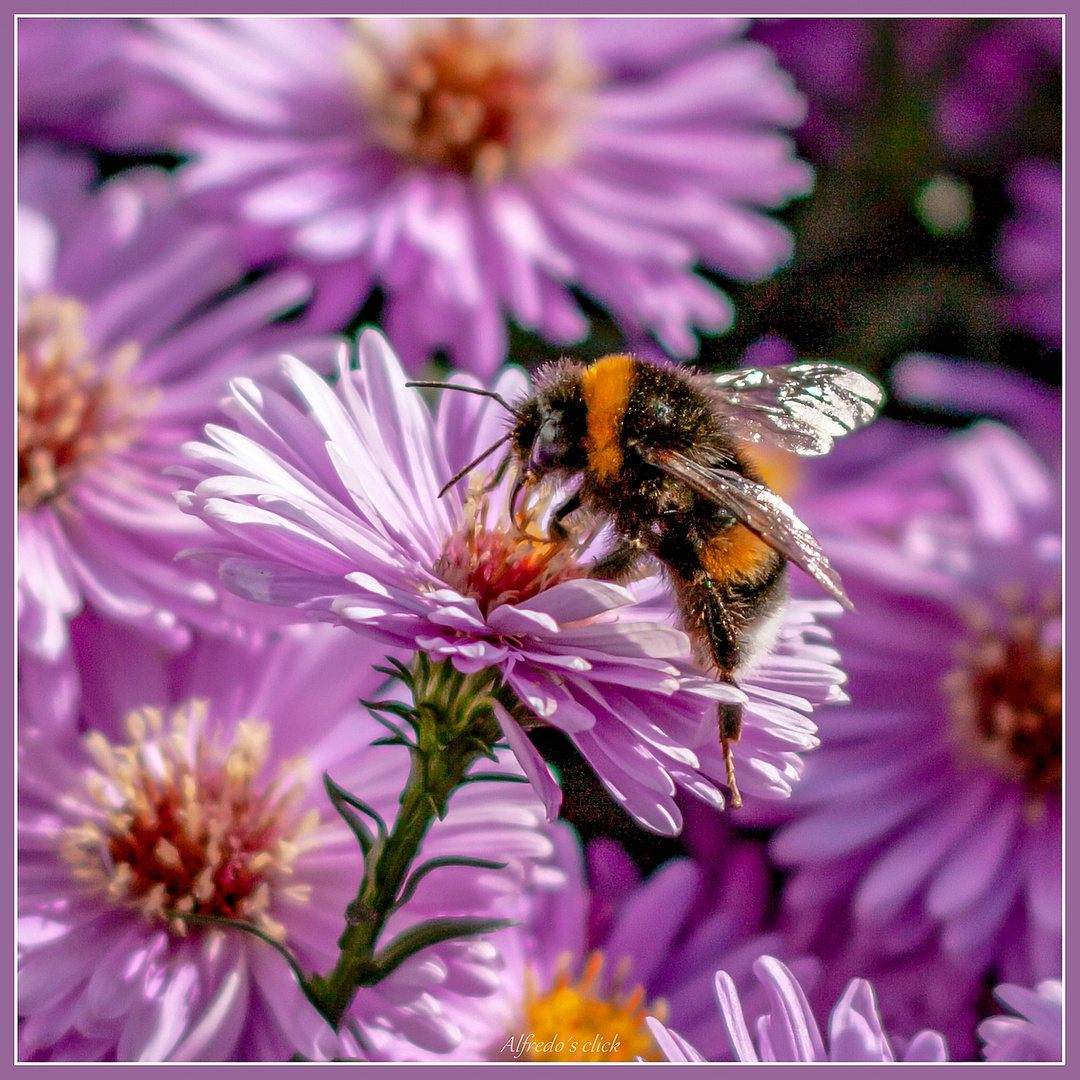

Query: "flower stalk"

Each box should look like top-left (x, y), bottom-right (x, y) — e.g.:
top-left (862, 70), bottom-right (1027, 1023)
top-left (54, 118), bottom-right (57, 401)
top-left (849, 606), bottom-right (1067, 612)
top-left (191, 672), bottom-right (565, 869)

top-left (306, 653), bottom-right (517, 1029)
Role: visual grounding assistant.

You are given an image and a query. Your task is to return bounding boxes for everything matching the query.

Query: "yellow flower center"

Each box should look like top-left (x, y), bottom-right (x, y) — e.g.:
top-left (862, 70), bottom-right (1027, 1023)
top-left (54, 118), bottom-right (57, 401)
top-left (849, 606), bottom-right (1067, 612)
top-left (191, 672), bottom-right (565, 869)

top-left (944, 587), bottom-right (1061, 810)
top-left (60, 703), bottom-right (320, 939)
top-left (504, 952), bottom-right (664, 1062)
top-left (18, 293), bottom-right (152, 512)
top-left (345, 18), bottom-right (595, 183)
top-left (436, 483), bottom-right (589, 616)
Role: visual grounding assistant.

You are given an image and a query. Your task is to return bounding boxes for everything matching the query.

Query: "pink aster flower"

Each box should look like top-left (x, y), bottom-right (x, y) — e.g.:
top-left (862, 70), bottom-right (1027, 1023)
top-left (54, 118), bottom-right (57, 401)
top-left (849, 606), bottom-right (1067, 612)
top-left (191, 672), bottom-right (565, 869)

top-left (648, 955), bottom-right (948, 1062)
top-left (19, 619), bottom-right (561, 1061)
top-left (17, 144), bottom-right (339, 662)
top-left (996, 159), bottom-right (1062, 350)
top-left (130, 16), bottom-right (812, 374)
top-left (380, 829), bottom-right (816, 1062)
top-left (175, 328), bottom-right (844, 834)
top-left (978, 979), bottom-right (1062, 1062)
top-left (770, 417), bottom-right (1061, 993)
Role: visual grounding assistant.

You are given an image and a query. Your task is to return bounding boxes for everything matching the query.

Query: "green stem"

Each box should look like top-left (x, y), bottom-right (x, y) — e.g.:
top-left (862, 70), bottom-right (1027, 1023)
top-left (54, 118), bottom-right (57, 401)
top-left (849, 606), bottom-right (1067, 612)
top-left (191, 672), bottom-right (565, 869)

top-left (305, 654), bottom-right (505, 1030)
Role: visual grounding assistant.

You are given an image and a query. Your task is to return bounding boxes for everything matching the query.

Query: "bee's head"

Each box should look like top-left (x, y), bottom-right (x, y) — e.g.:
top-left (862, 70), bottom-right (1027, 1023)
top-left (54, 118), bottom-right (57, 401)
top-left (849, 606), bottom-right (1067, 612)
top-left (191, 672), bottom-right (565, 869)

top-left (512, 364), bottom-right (588, 479)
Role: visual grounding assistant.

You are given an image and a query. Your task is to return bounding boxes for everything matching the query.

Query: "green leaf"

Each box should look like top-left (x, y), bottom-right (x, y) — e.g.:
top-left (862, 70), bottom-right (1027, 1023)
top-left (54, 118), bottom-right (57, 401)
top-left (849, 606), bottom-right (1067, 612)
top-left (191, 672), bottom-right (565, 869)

top-left (324, 772), bottom-right (387, 850)
top-left (365, 708), bottom-right (415, 745)
top-left (394, 855), bottom-right (508, 910)
top-left (459, 772), bottom-right (531, 785)
top-left (165, 910), bottom-right (328, 1021)
top-left (366, 917), bottom-right (518, 984)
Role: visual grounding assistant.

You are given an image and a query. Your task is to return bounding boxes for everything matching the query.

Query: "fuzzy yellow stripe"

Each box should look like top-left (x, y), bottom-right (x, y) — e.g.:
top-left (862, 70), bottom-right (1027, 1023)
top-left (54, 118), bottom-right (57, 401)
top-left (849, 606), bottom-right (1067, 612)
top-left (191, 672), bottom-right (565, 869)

top-left (581, 355), bottom-right (635, 482)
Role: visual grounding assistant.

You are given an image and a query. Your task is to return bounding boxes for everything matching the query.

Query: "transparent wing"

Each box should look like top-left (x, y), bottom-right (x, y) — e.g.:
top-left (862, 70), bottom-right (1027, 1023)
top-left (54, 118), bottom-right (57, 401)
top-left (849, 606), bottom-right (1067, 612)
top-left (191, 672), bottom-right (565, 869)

top-left (707, 362), bottom-right (884, 456)
top-left (649, 449), bottom-right (852, 608)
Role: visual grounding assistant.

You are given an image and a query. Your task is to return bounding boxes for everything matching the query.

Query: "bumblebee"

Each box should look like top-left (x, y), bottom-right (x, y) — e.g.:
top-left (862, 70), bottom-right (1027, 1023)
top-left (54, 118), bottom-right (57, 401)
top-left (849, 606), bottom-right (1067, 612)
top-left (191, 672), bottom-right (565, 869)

top-left (410, 354), bottom-right (883, 808)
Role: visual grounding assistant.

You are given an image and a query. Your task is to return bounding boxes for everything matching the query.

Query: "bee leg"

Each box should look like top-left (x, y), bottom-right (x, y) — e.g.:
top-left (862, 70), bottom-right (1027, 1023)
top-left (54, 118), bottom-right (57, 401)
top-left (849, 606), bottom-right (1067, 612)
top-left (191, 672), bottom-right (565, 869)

top-left (717, 699), bottom-right (743, 810)
top-left (701, 583), bottom-right (744, 808)
top-left (589, 537), bottom-right (647, 582)
top-left (548, 492), bottom-right (582, 540)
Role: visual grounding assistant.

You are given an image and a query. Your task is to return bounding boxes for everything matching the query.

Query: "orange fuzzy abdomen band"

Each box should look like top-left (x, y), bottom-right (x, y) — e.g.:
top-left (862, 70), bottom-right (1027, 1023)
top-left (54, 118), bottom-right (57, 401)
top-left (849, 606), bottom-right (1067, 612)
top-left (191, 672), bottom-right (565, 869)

top-left (699, 523), bottom-right (776, 585)
top-left (581, 355), bottom-right (635, 483)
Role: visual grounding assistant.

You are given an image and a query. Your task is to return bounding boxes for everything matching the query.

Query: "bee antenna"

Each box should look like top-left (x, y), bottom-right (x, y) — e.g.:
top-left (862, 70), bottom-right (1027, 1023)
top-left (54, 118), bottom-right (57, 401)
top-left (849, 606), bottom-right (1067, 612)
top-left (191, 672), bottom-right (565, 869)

top-left (437, 434), bottom-right (513, 498)
top-left (405, 381), bottom-right (517, 416)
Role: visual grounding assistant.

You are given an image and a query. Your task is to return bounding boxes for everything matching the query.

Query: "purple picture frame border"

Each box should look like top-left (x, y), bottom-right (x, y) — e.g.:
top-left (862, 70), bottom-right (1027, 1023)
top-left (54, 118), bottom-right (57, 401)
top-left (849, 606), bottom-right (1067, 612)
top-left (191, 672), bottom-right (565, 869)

top-left (6, 3), bottom-right (1069, 1077)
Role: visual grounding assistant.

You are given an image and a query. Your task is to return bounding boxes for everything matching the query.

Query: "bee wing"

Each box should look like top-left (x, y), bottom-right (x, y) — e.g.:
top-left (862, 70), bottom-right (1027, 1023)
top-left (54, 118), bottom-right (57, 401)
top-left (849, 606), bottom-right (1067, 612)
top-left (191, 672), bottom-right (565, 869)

top-left (707, 362), bottom-right (884, 456)
top-left (649, 449), bottom-right (852, 609)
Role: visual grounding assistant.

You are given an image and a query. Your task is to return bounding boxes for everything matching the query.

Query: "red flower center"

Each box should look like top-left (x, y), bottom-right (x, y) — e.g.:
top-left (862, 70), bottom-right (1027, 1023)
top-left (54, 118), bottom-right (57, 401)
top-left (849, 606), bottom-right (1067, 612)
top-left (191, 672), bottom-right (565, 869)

top-left (61, 705), bottom-right (318, 939)
top-left (438, 517), bottom-right (588, 617)
top-left (945, 588), bottom-right (1061, 804)
top-left (346, 18), bottom-right (594, 183)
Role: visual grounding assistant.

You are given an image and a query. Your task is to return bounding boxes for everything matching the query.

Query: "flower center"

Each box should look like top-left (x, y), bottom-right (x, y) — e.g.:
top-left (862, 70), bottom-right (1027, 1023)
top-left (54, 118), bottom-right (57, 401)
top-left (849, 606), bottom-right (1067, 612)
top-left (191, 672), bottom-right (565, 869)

top-left (345, 18), bottom-right (594, 183)
top-left (944, 589), bottom-right (1061, 803)
top-left (511, 952), bottom-right (663, 1062)
top-left (18, 293), bottom-right (151, 512)
top-left (436, 487), bottom-right (589, 616)
top-left (60, 703), bottom-right (319, 939)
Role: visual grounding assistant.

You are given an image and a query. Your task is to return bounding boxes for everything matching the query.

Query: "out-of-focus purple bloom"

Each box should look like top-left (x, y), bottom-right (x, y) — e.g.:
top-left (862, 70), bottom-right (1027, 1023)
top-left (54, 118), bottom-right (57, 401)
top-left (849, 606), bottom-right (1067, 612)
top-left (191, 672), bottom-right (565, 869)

top-left (996, 159), bottom-right (1061, 349)
top-left (769, 417), bottom-right (1061, 995)
top-left (750, 18), bottom-right (873, 162)
top-left (17, 145), bottom-right (336, 664)
top-left (899, 18), bottom-right (1061, 158)
top-left (978, 979), bottom-right (1062, 1062)
top-left (130, 16), bottom-right (812, 374)
top-left (176, 328), bottom-right (846, 833)
top-left (19, 619), bottom-right (561, 1061)
top-left (18, 17), bottom-right (203, 152)
top-left (647, 956), bottom-right (948, 1061)
top-left (892, 353), bottom-right (1061, 471)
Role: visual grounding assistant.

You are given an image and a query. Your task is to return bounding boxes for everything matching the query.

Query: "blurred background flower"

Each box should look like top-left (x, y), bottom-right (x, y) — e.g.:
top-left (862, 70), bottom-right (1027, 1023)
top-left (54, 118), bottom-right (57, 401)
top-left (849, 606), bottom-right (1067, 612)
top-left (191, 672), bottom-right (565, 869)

top-left (17, 144), bottom-right (336, 666)
top-left (126, 16), bottom-right (811, 374)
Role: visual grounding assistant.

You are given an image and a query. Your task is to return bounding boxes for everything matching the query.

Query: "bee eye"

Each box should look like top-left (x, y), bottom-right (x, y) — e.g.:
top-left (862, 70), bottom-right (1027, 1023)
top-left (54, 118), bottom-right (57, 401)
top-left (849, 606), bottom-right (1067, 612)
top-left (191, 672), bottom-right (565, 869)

top-left (530, 415), bottom-right (565, 471)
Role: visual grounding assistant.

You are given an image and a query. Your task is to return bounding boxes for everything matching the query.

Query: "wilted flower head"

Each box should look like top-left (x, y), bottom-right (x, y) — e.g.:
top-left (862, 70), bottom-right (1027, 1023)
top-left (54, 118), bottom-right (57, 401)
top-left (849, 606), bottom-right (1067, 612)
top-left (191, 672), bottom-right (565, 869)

top-left (647, 955), bottom-right (948, 1062)
top-left (19, 620), bottom-right (561, 1060)
top-left (770, 409), bottom-right (1061, 990)
top-left (176, 328), bottom-right (844, 833)
top-left (978, 979), bottom-right (1062, 1062)
top-left (131, 16), bottom-right (812, 373)
top-left (17, 145), bottom-right (335, 663)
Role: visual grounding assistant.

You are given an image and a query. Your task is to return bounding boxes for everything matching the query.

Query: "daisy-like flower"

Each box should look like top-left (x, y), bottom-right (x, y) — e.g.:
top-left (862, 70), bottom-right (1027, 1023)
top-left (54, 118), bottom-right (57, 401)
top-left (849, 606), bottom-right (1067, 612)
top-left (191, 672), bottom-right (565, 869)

top-left (769, 415), bottom-right (1061, 989)
top-left (647, 955), bottom-right (948, 1062)
top-left (17, 145), bottom-right (339, 664)
top-left (381, 830), bottom-right (817, 1062)
top-left (176, 328), bottom-right (845, 834)
top-left (130, 16), bottom-right (812, 374)
top-left (19, 618), bottom-right (562, 1061)
top-left (978, 979), bottom-right (1062, 1062)
top-left (996, 158), bottom-right (1062, 350)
